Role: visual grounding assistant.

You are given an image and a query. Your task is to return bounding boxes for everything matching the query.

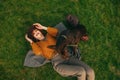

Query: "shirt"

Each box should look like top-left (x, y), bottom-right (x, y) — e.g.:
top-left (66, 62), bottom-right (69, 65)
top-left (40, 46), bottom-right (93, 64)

top-left (30, 27), bottom-right (58, 59)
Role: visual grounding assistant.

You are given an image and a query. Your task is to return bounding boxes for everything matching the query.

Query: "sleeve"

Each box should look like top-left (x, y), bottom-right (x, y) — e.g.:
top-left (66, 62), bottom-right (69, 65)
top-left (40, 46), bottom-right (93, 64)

top-left (30, 42), bottom-right (42, 56)
top-left (47, 27), bottom-right (58, 37)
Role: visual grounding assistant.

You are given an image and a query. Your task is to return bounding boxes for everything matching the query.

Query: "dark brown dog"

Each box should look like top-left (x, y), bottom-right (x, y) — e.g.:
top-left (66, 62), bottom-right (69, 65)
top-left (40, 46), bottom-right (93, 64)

top-left (56, 15), bottom-right (88, 59)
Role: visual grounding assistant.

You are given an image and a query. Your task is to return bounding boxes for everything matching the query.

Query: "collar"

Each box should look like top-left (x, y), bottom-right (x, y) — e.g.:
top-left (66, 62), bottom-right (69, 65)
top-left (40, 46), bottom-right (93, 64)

top-left (67, 44), bottom-right (78, 47)
top-left (61, 35), bottom-right (67, 39)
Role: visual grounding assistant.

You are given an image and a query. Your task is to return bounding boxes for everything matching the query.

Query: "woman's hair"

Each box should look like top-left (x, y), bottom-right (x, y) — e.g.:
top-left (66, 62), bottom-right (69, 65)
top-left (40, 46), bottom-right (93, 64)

top-left (27, 25), bottom-right (47, 42)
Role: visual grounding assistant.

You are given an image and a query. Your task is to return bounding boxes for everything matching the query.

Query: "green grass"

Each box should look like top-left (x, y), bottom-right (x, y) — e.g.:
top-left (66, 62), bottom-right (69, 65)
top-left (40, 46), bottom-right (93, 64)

top-left (0, 0), bottom-right (120, 80)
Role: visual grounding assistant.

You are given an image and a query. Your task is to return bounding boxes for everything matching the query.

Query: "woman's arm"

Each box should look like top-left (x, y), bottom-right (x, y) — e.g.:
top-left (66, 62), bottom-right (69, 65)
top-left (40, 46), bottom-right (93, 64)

top-left (25, 34), bottom-right (42, 56)
top-left (30, 43), bottom-right (42, 56)
top-left (33, 23), bottom-right (47, 30)
top-left (33, 23), bottom-right (58, 37)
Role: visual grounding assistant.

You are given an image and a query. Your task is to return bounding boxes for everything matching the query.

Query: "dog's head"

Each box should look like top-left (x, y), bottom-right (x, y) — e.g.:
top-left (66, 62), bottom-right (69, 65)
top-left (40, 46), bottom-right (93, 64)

top-left (74, 24), bottom-right (88, 41)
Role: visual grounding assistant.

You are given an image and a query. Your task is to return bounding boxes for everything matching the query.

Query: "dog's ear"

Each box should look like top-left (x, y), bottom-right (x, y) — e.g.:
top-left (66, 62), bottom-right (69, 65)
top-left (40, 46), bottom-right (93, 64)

top-left (66, 14), bottom-right (79, 27)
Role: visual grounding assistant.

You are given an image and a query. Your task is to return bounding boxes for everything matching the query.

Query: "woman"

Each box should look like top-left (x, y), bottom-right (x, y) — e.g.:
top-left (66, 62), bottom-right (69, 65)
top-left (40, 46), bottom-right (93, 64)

top-left (25, 17), bottom-right (94, 80)
top-left (25, 23), bottom-right (58, 59)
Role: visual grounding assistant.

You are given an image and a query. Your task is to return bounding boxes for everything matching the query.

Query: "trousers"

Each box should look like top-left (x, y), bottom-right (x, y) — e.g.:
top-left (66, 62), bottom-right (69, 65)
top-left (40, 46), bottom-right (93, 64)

top-left (51, 54), bottom-right (95, 80)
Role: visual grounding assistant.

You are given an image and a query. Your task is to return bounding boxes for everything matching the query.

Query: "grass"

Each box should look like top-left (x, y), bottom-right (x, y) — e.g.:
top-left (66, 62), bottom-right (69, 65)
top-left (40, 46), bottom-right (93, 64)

top-left (0, 0), bottom-right (120, 80)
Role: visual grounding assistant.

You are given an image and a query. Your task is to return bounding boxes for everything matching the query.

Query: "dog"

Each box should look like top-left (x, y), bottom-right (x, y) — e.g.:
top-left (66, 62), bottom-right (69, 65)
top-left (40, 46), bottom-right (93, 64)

top-left (56, 15), bottom-right (89, 59)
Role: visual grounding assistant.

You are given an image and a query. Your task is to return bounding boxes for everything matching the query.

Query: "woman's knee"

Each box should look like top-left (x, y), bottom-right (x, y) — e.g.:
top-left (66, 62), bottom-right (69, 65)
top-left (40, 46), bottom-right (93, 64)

top-left (77, 67), bottom-right (86, 76)
top-left (77, 67), bottom-right (86, 80)
top-left (86, 68), bottom-right (95, 79)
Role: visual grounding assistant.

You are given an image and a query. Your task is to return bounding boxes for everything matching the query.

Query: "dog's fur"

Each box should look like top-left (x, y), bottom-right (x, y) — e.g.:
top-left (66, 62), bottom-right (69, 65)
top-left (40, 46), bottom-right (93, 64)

top-left (56, 15), bottom-right (88, 59)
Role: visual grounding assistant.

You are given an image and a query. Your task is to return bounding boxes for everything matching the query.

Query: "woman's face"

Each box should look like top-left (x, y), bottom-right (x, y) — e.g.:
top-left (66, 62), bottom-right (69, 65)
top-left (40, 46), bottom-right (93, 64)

top-left (32, 29), bottom-right (45, 40)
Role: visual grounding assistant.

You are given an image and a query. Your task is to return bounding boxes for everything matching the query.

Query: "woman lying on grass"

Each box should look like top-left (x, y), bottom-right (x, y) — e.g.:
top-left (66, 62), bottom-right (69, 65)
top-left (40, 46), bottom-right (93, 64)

top-left (25, 15), bottom-right (95, 80)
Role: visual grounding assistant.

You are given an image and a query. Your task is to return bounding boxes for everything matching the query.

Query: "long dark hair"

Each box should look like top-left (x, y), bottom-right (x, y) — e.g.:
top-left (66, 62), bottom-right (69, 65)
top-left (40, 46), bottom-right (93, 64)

top-left (27, 25), bottom-right (47, 42)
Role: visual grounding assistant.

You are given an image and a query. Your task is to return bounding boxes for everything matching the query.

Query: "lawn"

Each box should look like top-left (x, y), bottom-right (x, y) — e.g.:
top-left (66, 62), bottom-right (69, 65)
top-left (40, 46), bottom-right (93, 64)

top-left (0, 0), bottom-right (120, 80)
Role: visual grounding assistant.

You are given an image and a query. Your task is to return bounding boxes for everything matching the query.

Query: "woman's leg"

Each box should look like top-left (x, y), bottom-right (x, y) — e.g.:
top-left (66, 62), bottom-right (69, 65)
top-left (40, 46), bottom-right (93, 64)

top-left (78, 61), bottom-right (95, 80)
top-left (54, 63), bottom-right (86, 80)
top-left (69, 57), bottom-right (95, 80)
top-left (52, 54), bottom-right (86, 80)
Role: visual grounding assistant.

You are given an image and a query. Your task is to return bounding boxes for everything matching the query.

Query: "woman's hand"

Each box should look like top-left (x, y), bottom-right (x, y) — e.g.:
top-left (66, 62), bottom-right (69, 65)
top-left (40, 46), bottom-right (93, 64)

top-left (25, 34), bottom-right (33, 43)
top-left (33, 23), bottom-right (47, 30)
